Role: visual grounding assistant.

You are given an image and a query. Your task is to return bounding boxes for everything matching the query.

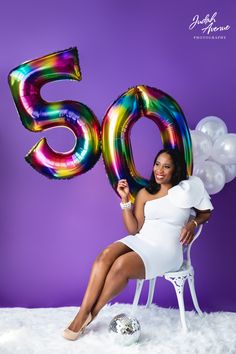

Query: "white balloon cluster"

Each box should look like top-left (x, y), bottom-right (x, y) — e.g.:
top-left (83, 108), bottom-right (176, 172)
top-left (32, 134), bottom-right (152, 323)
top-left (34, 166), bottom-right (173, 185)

top-left (190, 116), bottom-right (236, 195)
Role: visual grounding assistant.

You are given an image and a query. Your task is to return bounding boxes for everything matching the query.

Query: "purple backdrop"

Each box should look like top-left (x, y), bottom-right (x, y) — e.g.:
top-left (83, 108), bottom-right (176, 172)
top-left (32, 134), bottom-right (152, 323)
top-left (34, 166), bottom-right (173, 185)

top-left (0, 0), bottom-right (235, 312)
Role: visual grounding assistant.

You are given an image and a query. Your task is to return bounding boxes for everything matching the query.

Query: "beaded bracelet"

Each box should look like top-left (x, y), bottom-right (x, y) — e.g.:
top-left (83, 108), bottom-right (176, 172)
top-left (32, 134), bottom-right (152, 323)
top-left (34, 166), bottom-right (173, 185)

top-left (192, 219), bottom-right (198, 227)
top-left (120, 201), bottom-right (132, 210)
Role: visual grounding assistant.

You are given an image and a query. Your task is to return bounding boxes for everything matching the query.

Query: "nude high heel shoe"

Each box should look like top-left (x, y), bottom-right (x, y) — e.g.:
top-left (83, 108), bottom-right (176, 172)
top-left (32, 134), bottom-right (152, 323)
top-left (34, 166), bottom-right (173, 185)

top-left (63, 312), bottom-right (93, 341)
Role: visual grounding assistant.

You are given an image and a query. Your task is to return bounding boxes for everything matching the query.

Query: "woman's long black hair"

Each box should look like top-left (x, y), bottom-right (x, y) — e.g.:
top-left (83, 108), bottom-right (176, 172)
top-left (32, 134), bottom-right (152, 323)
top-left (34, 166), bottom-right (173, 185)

top-left (145, 148), bottom-right (188, 195)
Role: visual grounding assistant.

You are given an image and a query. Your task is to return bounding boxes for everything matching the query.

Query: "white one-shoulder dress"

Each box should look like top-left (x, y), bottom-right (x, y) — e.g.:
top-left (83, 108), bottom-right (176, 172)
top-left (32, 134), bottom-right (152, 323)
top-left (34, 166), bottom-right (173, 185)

top-left (116, 176), bottom-right (214, 280)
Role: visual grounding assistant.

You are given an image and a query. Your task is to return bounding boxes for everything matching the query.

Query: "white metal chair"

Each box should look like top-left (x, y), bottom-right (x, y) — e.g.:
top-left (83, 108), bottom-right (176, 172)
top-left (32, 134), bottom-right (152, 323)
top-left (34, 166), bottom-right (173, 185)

top-left (132, 216), bottom-right (204, 332)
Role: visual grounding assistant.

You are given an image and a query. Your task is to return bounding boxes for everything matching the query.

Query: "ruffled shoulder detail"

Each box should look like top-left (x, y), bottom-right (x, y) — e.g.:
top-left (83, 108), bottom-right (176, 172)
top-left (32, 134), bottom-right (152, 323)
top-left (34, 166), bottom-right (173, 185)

top-left (168, 175), bottom-right (213, 209)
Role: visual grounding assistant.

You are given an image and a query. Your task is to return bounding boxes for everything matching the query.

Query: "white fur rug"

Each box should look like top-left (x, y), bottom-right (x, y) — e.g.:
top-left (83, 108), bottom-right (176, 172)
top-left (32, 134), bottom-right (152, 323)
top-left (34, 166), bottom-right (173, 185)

top-left (0, 303), bottom-right (236, 354)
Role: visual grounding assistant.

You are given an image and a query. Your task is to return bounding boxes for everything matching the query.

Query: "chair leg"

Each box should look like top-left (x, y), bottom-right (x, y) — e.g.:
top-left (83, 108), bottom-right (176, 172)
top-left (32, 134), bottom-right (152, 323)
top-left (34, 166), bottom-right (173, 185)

top-left (132, 279), bottom-right (144, 310)
top-left (188, 271), bottom-right (203, 317)
top-left (146, 278), bottom-right (156, 308)
top-left (165, 275), bottom-right (188, 332)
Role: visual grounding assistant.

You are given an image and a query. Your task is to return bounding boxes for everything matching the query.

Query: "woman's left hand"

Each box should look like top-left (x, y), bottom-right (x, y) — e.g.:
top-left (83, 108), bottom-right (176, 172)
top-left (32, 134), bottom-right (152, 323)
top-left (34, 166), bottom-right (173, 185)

top-left (179, 221), bottom-right (196, 245)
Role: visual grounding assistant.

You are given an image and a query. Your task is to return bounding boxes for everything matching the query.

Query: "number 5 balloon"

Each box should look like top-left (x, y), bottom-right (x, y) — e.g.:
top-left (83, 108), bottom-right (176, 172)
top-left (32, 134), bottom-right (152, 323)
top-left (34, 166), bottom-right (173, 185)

top-left (8, 47), bottom-right (101, 179)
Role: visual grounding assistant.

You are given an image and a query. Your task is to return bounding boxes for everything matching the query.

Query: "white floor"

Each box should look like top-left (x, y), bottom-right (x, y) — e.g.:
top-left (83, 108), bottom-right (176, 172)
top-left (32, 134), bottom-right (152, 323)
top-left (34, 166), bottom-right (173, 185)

top-left (0, 303), bottom-right (236, 354)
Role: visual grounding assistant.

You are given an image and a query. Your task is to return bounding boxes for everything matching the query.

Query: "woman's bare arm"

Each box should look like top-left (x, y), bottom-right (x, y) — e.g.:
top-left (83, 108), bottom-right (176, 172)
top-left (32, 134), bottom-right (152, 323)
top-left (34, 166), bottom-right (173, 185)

top-left (121, 189), bottom-right (146, 235)
top-left (117, 179), bottom-right (146, 235)
top-left (180, 208), bottom-right (212, 245)
top-left (192, 208), bottom-right (212, 225)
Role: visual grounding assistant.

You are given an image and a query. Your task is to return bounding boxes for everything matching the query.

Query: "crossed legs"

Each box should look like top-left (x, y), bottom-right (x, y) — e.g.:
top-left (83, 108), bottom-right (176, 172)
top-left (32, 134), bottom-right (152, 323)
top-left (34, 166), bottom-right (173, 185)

top-left (68, 242), bottom-right (145, 332)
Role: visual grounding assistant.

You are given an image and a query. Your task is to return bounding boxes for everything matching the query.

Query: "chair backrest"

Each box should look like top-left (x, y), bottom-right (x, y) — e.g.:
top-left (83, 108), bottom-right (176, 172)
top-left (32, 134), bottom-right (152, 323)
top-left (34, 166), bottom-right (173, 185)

top-left (183, 211), bottom-right (203, 267)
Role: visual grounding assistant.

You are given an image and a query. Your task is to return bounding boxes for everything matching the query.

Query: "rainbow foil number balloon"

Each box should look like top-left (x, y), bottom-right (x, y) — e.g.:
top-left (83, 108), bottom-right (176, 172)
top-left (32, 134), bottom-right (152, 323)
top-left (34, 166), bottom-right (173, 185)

top-left (8, 48), bottom-right (101, 179)
top-left (8, 48), bottom-right (193, 200)
top-left (102, 85), bottom-right (192, 202)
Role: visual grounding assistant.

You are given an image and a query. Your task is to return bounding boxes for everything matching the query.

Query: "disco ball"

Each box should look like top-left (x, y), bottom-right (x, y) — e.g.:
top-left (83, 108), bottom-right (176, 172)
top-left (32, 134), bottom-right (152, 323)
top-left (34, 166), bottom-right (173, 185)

top-left (108, 313), bottom-right (141, 346)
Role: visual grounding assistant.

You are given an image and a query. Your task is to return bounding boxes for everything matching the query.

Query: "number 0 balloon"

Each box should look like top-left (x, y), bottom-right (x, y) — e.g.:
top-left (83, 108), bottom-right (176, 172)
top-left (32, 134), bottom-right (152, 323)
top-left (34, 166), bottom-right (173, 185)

top-left (102, 85), bottom-right (192, 202)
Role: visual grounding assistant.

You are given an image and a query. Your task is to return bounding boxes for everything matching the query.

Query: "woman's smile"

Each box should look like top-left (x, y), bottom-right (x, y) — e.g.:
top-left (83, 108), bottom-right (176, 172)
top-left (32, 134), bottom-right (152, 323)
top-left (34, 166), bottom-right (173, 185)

top-left (155, 174), bottom-right (165, 180)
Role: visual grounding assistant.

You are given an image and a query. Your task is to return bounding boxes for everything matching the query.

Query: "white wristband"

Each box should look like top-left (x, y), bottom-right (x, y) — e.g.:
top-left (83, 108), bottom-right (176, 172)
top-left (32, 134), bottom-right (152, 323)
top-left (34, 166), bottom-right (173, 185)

top-left (120, 201), bottom-right (132, 210)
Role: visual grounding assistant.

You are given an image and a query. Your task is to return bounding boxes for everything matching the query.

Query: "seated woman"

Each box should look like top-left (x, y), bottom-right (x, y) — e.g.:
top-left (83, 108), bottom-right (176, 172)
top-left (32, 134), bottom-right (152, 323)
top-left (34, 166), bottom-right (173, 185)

top-left (63, 148), bottom-right (213, 340)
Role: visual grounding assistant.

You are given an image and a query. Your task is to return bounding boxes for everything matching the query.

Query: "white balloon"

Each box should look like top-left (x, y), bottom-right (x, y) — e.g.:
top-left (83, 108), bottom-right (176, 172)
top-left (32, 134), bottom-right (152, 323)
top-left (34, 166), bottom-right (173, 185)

top-left (196, 116), bottom-right (228, 142)
top-left (190, 130), bottom-right (212, 162)
top-left (211, 133), bottom-right (236, 165)
top-left (193, 160), bottom-right (225, 195)
top-left (221, 163), bottom-right (236, 183)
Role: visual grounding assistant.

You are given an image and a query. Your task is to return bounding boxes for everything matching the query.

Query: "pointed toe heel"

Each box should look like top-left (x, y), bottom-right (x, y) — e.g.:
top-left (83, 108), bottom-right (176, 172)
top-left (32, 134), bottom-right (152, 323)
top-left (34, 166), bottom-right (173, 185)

top-left (62, 313), bottom-right (93, 341)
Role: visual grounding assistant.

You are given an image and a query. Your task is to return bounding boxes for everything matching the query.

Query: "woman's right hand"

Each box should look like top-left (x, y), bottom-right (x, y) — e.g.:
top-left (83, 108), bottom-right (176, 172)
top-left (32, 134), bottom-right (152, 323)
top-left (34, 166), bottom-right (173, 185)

top-left (117, 179), bottom-right (130, 201)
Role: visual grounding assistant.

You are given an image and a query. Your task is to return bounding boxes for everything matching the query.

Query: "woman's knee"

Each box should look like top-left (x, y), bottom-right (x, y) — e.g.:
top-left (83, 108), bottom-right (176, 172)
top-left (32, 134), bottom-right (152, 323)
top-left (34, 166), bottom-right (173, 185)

top-left (109, 253), bottom-right (145, 280)
top-left (94, 246), bottom-right (116, 267)
top-left (109, 256), bottom-right (128, 278)
top-left (95, 242), bottom-right (130, 266)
